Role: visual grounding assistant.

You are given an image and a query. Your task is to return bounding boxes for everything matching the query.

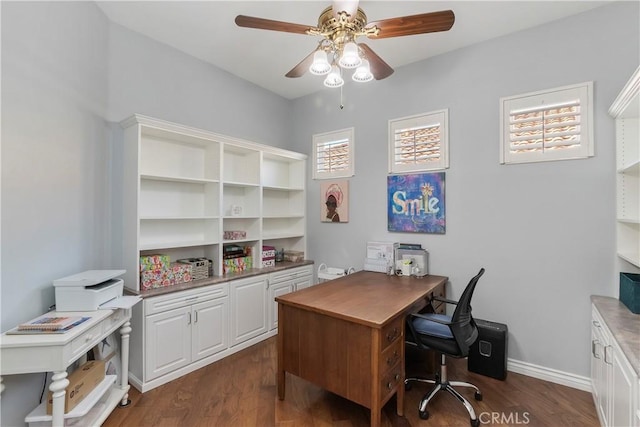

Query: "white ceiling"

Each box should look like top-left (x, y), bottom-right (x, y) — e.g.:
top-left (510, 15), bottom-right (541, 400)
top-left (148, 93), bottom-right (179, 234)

top-left (96, 1), bottom-right (609, 100)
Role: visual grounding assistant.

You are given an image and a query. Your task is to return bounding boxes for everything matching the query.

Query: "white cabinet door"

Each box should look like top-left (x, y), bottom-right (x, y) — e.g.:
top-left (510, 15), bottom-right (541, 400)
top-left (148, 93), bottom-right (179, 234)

top-left (611, 346), bottom-right (636, 427)
top-left (192, 297), bottom-right (229, 362)
top-left (591, 313), bottom-right (611, 426)
top-left (145, 305), bottom-right (191, 381)
top-left (294, 274), bottom-right (313, 291)
top-left (269, 281), bottom-right (293, 330)
top-left (230, 277), bottom-right (268, 346)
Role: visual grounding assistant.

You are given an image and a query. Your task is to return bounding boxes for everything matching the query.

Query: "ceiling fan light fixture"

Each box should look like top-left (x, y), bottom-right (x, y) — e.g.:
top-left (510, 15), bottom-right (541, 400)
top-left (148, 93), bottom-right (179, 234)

top-left (338, 42), bottom-right (361, 69)
top-left (324, 65), bottom-right (344, 88)
top-left (352, 59), bottom-right (373, 82)
top-left (309, 50), bottom-right (331, 75)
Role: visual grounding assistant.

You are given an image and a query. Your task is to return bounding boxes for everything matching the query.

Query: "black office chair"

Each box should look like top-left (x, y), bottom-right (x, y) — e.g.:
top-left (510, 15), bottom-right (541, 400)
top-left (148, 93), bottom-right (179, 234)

top-left (405, 268), bottom-right (485, 427)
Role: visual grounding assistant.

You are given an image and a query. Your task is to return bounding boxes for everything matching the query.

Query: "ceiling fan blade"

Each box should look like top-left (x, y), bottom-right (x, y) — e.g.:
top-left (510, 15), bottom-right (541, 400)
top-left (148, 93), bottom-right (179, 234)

top-left (285, 49), bottom-right (316, 78)
top-left (235, 15), bottom-right (313, 35)
top-left (358, 43), bottom-right (394, 80)
top-left (332, 0), bottom-right (359, 20)
top-left (366, 10), bottom-right (455, 39)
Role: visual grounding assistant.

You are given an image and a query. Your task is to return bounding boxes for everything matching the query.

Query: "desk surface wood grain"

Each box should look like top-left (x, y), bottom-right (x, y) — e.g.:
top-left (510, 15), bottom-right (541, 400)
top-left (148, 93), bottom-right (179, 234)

top-left (276, 271), bottom-right (448, 327)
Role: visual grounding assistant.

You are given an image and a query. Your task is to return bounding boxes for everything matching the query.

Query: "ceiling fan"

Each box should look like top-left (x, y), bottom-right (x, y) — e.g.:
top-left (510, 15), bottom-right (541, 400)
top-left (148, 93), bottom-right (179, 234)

top-left (235, 0), bottom-right (455, 87)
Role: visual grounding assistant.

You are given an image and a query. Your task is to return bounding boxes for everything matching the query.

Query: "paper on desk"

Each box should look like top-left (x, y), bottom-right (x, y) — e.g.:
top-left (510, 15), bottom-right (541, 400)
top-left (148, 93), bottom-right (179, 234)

top-left (99, 295), bottom-right (141, 309)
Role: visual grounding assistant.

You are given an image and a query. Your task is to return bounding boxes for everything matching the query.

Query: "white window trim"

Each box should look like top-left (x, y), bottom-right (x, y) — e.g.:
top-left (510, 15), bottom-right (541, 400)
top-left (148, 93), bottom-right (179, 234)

top-left (500, 82), bottom-right (594, 165)
top-left (312, 127), bottom-right (355, 180)
top-left (388, 109), bottom-right (449, 174)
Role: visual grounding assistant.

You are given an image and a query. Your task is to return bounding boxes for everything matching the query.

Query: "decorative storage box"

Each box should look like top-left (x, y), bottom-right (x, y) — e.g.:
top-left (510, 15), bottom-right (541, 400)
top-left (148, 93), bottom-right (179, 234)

top-left (223, 230), bottom-right (247, 240)
top-left (223, 256), bottom-right (253, 274)
top-left (284, 250), bottom-right (305, 262)
top-left (140, 269), bottom-right (175, 290)
top-left (171, 262), bottom-right (192, 285)
top-left (177, 258), bottom-right (210, 280)
top-left (139, 254), bottom-right (170, 272)
top-left (620, 272), bottom-right (640, 314)
top-left (262, 245), bottom-right (276, 268)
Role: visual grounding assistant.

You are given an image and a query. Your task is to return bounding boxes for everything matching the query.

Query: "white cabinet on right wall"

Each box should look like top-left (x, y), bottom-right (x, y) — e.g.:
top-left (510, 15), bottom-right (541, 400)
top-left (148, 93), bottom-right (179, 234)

top-left (610, 66), bottom-right (640, 268)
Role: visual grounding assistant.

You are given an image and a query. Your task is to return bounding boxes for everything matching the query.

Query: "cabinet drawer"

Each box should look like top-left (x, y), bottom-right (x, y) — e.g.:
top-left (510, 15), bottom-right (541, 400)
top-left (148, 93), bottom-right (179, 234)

top-left (71, 324), bottom-right (103, 358)
top-left (379, 362), bottom-right (402, 401)
top-left (102, 310), bottom-right (126, 333)
top-left (381, 318), bottom-right (403, 351)
top-left (270, 265), bottom-right (312, 284)
top-left (379, 339), bottom-right (402, 374)
top-left (145, 283), bottom-right (229, 315)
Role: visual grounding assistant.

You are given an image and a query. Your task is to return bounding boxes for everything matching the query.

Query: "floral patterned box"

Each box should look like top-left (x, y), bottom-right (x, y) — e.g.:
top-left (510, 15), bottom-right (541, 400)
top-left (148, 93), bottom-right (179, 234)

top-left (223, 256), bottom-right (253, 274)
top-left (139, 254), bottom-right (170, 273)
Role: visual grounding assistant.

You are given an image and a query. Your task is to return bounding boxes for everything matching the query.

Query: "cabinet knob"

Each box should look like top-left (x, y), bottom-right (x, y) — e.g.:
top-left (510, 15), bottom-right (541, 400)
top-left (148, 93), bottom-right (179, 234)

top-left (85, 334), bottom-right (93, 342)
top-left (386, 327), bottom-right (398, 342)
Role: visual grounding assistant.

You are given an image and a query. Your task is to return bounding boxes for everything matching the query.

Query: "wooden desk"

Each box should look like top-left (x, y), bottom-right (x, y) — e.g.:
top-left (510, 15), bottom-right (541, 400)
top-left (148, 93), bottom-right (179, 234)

top-left (276, 271), bottom-right (447, 427)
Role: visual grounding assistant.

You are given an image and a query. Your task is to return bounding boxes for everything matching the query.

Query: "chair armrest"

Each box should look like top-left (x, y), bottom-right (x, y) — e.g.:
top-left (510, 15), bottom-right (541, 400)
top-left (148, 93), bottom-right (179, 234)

top-left (432, 295), bottom-right (458, 306)
top-left (409, 312), bottom-right (452, 326)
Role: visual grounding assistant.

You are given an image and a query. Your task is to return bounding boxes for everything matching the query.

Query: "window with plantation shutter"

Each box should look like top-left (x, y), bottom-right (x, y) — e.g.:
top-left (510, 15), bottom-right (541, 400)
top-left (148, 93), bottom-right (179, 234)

top-left (500, 82), bottom-right (593, 164)
top-left (312, 128), bottom-right (354, 179)
top-left (388, 109), bottom-right (449, 173)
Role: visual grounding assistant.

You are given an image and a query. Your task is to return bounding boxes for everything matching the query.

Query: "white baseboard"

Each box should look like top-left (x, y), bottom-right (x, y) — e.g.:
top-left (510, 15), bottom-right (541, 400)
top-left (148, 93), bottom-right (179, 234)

top-left (507, 358), bottom-right (592, 392)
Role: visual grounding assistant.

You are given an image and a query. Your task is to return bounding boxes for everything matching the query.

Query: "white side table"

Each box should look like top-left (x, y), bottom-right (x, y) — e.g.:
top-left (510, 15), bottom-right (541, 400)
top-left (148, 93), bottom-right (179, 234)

top-left (0, 309), bottom-right (132, 427)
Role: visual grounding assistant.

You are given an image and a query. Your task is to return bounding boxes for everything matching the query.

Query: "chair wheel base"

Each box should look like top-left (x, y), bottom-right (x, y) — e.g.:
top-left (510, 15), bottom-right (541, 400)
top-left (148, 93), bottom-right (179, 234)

top-left (419, 410), bottom-right (430, 420)
top-left (471, 418), bottom-right (480, 427)
top-left (475, 391), bottom-right (483, 401)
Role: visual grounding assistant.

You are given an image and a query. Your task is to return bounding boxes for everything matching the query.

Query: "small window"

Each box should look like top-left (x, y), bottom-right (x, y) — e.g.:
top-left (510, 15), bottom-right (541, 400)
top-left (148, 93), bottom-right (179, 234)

top-left (500, 82), bottom-right (594, 164)
top-left (389, 109), bottom-right (449, 174)
top-left (312, 128), bottom-right (354, 179)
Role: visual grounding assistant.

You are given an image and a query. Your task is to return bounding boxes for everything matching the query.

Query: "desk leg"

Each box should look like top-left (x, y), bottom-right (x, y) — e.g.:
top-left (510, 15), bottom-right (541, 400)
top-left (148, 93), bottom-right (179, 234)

top-left (50, 370), bottom-right (69, 427)
top-left (277, 303), bottom-right (285, 400)
top-left (118, 314), bottom-right (132, 407)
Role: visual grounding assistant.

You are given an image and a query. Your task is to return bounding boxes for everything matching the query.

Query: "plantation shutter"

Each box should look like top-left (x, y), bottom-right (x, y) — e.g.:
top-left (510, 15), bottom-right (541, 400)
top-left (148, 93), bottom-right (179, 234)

top-left (389, 109), bottom-right (449, 173)
top-left (313, 128), bottom-right (354, 179)
top-left (508, 100), bottom-right (582, 154)
top-left (500, 82), bottom-right (593, 164)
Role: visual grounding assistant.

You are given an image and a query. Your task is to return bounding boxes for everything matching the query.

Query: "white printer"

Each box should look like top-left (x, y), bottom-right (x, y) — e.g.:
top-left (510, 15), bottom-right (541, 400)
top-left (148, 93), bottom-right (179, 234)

top-left (53, 270), bottom-right (125, 311)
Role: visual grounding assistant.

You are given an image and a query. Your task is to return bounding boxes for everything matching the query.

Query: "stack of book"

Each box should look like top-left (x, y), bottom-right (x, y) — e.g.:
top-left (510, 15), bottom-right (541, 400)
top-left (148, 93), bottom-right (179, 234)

top-left (7, 314), bottom-right (90, 335)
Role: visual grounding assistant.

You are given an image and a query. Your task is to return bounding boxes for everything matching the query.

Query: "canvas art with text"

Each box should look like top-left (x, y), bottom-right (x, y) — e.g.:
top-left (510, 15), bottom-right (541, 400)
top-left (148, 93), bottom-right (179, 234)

top-left (387, 172), bottom-right (445, 234)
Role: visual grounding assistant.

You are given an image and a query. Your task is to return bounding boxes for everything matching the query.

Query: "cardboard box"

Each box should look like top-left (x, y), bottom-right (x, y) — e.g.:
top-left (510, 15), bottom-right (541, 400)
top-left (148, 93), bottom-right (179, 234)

top-left (47, 359), bottom-right (105, 414)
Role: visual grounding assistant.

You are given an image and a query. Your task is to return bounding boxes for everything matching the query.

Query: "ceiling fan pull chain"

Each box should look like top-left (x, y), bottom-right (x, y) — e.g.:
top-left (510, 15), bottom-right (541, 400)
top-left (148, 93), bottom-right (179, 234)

top-left (340, 85), bottom-right (344, 110)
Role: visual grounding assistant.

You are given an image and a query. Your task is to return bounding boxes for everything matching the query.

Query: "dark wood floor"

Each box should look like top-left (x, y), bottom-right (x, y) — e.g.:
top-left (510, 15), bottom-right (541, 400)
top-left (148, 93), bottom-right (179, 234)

top-left (103, 337), bottom-right (599, 426)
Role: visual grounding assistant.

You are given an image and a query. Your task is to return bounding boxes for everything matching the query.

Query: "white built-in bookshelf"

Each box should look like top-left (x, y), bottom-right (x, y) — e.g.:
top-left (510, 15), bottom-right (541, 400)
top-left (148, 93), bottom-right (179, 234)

top-left (119, 114), bottom-right (307, 292)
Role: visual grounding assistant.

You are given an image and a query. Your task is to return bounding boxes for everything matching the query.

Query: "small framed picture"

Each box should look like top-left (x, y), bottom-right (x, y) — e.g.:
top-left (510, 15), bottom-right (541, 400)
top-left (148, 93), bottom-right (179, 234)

top-left (320, 180), bottom-right (349, 223)
top-left (231, 204), bottom-right (243, 216)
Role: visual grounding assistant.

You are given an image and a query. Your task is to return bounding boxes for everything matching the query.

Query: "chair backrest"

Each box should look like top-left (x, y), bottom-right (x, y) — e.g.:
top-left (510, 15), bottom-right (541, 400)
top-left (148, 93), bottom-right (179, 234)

top-left (450, 268), bottom-right (485, 355)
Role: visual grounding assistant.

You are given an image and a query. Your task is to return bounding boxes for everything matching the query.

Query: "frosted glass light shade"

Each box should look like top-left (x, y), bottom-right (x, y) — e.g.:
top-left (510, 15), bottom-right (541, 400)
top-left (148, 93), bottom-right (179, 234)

top-left (324, 65), bottom-right (344, 88)
top-left (338, 42), bottom-right (361, 69)
top-left (352, 60), bottom-right (373, 82)
top-left (309, 51), bottom-right (331, 75)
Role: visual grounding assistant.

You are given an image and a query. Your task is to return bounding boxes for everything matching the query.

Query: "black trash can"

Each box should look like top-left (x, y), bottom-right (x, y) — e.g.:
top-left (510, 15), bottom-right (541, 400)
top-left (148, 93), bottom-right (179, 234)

top-left (468, 319), bottom-right (508, 380)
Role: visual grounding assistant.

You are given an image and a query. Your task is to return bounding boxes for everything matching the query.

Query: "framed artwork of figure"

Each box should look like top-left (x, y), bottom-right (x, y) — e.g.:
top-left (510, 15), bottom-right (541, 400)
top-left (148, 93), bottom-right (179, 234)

top-left (321, 180), bottom-right (349, 223)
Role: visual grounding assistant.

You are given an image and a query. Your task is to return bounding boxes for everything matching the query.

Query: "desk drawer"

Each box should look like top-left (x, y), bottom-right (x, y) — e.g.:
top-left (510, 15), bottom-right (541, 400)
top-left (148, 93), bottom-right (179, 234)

top-left (102, 310), bottom-right (125, 333)
top-left (379, 339), bottom-right (402, 374)
top-left (71, 324), bottom-right (102, 358)
top-left (430, 284), bottom-right (446, 314)
top-left (380, 361), bottom-right (402, 401)
top-left (381, 318), bottom-right (403, 351)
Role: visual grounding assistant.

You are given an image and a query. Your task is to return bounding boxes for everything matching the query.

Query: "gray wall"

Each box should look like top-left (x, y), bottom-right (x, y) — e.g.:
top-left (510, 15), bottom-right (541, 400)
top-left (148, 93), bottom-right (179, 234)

top-left (290, 0), bottom-right (639, 379)
top-left (1, 1), bottom-right (639, 426)
top-left (1, 2), bottom-right (291, 426)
